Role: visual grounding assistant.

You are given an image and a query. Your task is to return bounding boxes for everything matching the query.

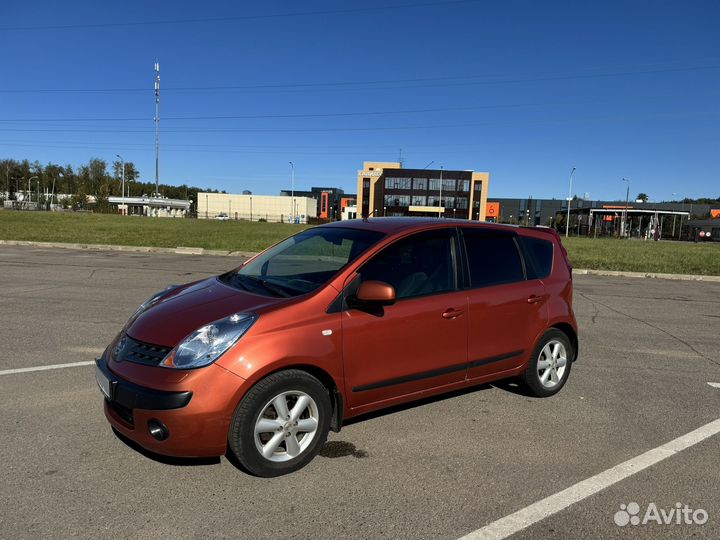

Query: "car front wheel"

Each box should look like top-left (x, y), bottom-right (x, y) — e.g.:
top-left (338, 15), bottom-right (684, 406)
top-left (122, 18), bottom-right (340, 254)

top-left (228, 369), bottom-right (331, 477)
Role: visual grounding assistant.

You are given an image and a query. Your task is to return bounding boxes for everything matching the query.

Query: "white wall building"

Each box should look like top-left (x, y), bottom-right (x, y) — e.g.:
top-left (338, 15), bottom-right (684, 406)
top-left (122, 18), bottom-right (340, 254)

top-left (109, 196), bottom-right (191, 217)
top-left (341, 205), bottom-right (358, 220)
top-left (198, 192), bottom-right (317, 223)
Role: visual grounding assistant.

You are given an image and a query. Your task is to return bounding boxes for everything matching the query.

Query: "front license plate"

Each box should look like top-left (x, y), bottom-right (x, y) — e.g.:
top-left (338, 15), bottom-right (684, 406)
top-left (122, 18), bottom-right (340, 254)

top-left (95, 366), bottom-right (111, 399)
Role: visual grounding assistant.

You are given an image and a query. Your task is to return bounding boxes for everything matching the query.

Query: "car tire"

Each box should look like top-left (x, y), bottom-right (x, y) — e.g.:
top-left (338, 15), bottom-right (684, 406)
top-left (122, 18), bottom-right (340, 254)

top-left (228, 369), bottom-right (331, 477)
top-left (521, 329), bottom-right (573, 397)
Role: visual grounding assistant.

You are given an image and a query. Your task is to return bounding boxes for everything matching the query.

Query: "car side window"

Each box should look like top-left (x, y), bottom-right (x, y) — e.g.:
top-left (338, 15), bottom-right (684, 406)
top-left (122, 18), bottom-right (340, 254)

top-left (519, 236), bottom-right (554, 280)
top-left (359, 229), bottom-right (457, 300)
top-left (462, 229), bottom-right (525, 287)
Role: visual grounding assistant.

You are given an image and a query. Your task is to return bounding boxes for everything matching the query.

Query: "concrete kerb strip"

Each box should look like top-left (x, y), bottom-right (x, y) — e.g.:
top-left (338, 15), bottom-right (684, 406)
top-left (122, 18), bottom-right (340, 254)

top-left (0, 239), bottom-right (254, 259)
top-left (573, 268), bottom-right (720, 282)
top-left (1, 239), bottom-right (719, 281)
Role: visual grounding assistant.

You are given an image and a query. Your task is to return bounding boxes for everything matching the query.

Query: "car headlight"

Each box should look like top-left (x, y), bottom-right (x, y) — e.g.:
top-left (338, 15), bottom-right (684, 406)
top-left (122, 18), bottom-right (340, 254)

top-left (160, 313), bottom-right (257, 369)
top-left (127, 285), bottom-right (181, 326)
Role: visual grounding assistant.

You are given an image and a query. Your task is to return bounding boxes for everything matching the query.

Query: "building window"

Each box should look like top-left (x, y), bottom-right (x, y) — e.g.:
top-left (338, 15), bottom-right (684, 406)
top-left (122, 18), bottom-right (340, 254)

top-left (456, 197), bottom-right (469, 209)
top-left (411, 195), bottom-right (427, 206)
top-left (428, 196), bottom-right (441, 207)
top-left (413, 178), bottom-right (427, 190)
top-left (443, 196), bottom-right (455, 208)
top-left (457, 180), bottom-right (470, 192)
top-left (384, 194), bottom-right (410, 207)
top-left (442, 179), bottom-right (456, 191)
top-left (385, 177), bottom-right (411, 190)
top-left (363, 179), bottom-right (370, 189)
top-left (429, 179), bottom-right (441, 191)
top-left (474, 181), bottom-right (483, 191)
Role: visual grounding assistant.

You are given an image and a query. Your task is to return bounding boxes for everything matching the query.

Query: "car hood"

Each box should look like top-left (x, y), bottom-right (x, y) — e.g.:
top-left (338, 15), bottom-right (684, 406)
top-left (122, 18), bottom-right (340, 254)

top-left (126, 277), bottom-right (287, 347)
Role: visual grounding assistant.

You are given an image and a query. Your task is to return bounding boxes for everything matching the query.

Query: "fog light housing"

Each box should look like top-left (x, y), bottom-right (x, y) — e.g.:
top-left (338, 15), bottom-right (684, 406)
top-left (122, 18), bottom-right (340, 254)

top-left (148, 419), bottom-right (169, 441)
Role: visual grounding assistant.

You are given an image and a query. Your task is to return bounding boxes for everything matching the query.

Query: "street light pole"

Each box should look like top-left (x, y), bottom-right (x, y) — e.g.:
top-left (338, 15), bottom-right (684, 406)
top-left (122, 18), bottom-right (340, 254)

top-left (289, 161), bottom-right (295, 223)
top-left (565, 167), bottom-right (575, 238)
top-left (28, 175), bottom-right (38, 203)
top-left (622, 178), bottom-right (630, 237)
top-left (50, 172), bottom-right (62, 209)
top-left (438, 166), bottom-right (443, 218)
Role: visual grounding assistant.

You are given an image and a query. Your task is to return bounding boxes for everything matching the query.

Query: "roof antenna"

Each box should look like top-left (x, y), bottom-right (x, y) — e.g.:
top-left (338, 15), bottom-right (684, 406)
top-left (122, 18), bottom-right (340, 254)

top-left (398, 148), bottom-right (403, 167)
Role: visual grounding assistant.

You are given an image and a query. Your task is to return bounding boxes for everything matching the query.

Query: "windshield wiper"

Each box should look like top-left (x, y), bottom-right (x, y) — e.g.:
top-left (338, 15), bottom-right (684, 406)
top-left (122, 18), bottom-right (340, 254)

top-left (221, 272), bottom-right (251, 292)
top-left (242, 275), bottom-right (291, 298)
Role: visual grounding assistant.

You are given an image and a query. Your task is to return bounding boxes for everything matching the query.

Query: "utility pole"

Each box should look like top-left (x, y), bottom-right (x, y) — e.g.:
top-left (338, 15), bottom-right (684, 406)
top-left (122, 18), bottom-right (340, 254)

top-left (565, 167), bottom-right (575, 238)
top-left (289, 161), bottom-right (295, 223)
top-left (116, 154), bottom-right (125, 201)
top-left (154, 60), bottom-right (160, 198)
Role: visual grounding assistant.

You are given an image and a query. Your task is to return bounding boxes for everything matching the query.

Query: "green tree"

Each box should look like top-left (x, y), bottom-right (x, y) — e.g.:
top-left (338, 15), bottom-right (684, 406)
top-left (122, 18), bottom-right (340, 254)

top-left (94, 182), bottom-right (112, 213)
top-left (636, 192), bottom-right (649, 202)
top-left (71, 185), bottom-right (89, 210)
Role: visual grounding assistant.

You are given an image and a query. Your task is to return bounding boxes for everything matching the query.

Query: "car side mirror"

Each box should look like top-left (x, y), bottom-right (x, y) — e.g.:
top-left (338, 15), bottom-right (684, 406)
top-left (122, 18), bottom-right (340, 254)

top-left (353, 280), bottom-right (396, 306)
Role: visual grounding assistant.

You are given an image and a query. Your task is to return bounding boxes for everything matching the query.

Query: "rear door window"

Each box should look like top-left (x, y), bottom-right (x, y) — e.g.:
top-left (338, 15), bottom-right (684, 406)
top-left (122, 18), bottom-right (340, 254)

top-left (518, 236), bottom-right (554, 279)
top-left (462, 229), bottom-right (525, 288)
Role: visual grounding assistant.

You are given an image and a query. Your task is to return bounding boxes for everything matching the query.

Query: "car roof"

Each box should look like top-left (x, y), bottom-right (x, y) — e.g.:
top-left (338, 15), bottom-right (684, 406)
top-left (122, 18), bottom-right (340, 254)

top-left (320, 217), bottom-right (521, 235)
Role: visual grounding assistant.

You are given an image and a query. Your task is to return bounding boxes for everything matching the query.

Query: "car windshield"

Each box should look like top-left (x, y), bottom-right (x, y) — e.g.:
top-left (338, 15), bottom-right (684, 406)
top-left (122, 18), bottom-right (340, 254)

top-left (220, 227), bottom-right (384, 297)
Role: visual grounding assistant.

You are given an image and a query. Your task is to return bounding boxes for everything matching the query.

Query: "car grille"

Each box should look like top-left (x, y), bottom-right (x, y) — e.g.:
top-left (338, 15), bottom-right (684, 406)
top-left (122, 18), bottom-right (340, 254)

top-left (118, 336), bottom-right (172, 367)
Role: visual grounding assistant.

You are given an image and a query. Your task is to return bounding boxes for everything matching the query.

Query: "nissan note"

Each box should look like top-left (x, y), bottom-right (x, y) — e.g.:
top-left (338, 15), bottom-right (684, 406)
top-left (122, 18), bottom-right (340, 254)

top-left (96, 218), bottom-right (578, 477)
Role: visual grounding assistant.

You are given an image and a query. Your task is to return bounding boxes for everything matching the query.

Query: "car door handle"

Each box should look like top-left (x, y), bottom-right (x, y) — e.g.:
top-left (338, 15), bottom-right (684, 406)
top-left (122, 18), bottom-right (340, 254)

top-left (442, 309), bottom-right (464, 319)
top-left (527, 295), bottom-right (545, 304)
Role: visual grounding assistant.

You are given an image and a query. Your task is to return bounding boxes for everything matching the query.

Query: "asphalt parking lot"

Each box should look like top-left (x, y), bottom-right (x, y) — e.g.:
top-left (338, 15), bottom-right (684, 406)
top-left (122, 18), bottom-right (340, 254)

top-left (1, 245), bottom-right (719, 539)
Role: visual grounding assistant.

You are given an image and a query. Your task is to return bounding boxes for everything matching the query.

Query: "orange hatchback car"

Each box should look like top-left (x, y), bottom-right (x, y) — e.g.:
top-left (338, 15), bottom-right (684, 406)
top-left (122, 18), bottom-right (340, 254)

top-left (97, 218), bottom-right (578, 476)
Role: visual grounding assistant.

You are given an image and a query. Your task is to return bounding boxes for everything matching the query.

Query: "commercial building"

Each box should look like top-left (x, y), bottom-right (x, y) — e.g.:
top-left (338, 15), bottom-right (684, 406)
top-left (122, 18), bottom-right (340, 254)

top-left (686, 219), bottom-right (719, 241)
top-left (356, 161), bottom-right (490, 220)
top-left (197, 192), bottom-right (317, 223)
top-left (486, 198), bottom-right (714, 226)
top-left (484, 197), bottom-right (715, 240)
top-left (279, 187), bottom-right (355, 221)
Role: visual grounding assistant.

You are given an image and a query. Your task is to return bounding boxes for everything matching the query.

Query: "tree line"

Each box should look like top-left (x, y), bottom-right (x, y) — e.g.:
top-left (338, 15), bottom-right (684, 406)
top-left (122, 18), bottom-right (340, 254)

top-left (0, 157), bottom-right (224, 212)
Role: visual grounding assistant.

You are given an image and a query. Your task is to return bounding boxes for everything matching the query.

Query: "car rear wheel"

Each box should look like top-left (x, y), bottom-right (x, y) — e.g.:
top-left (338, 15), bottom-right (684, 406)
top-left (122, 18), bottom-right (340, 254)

top-left (521, 329), bottom-right (573, 397)
top-left (228, 369), bottom-right (331, 477)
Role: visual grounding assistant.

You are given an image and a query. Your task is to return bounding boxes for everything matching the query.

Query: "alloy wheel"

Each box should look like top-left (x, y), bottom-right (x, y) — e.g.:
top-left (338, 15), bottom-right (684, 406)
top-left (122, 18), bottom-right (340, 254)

top-left (536, 339), bottom-right (568, 388)
top-left (253, 391), bottom-right (320, 462)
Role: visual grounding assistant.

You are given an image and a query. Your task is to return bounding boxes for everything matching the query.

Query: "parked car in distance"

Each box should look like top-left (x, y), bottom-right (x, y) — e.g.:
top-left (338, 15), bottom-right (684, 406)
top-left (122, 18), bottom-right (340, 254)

top-left (214, 213), bottom-right (230, 220)
top-left (96, 218), bottom-right (578, 476)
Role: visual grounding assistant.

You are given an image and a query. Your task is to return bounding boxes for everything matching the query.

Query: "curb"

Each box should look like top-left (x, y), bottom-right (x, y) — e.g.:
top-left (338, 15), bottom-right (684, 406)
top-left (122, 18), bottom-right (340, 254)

top-left (0, 239), bottom-right (255, 259)
top-left (573, 268), bottom-right (720, 282)
top-left (1, 239), bottom-right (719, 282)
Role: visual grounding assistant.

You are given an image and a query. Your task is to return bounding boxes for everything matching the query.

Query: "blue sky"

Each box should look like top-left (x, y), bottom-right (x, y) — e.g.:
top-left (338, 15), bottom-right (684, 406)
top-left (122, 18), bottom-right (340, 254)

top-left (1, 0), bottom-right (718, 200)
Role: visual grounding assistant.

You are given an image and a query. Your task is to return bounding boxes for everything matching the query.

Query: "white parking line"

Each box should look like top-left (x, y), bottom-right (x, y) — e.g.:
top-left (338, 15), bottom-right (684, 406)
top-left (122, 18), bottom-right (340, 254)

top-left (0, 360), bottom-right (96, 376)
top-left (459, 417), bottom-right (720, 540)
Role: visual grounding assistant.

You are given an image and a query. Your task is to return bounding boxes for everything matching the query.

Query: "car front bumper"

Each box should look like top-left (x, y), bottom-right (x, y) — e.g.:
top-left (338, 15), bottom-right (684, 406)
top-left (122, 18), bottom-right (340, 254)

top-left (96, 354), bottom-right (246, 458)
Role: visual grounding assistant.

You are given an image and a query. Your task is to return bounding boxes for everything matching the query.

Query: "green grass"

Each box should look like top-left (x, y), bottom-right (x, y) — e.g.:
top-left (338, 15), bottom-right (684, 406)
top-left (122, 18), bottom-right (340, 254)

top-left (1, 211), bottom-right (718, 275)
top-left (0, 211), bottom-right (310, 252)
top-left (563, 237), bottom-right (719, 276)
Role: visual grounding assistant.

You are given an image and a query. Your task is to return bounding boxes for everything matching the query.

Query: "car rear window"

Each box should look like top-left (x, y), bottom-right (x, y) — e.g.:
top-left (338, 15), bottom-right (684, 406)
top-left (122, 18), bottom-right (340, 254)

top-left (519, 236), bottom-right (554, 279)
top-left (462, 230), bottom-right (525, 287)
